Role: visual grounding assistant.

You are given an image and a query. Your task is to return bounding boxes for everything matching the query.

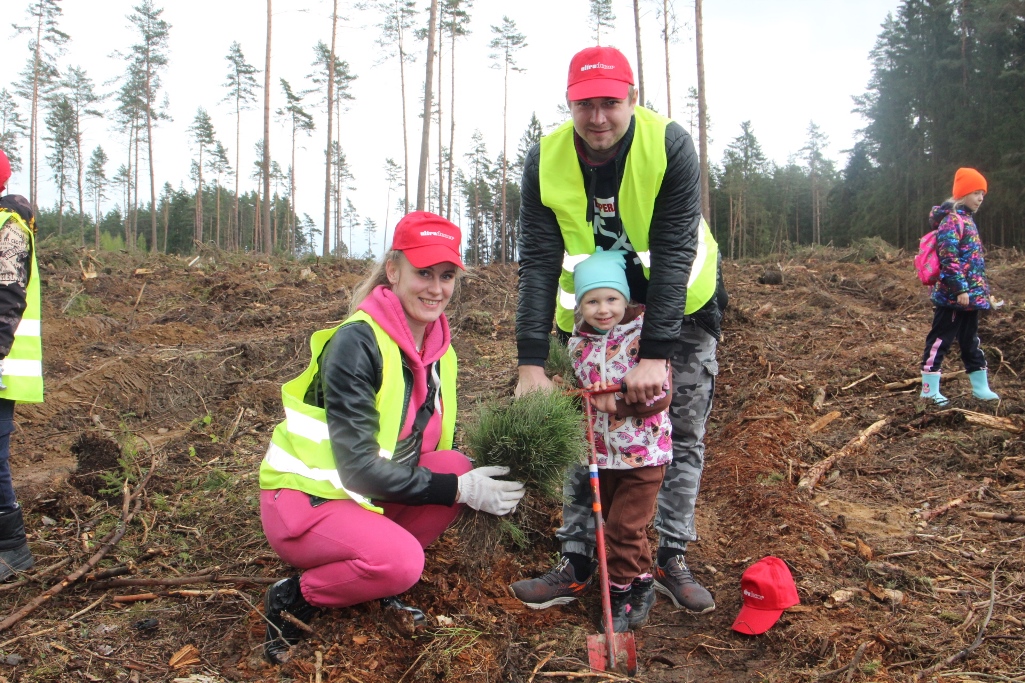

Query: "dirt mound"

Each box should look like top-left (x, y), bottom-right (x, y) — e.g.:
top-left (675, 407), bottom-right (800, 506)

top-left (1, 249), bottom-right (1023, 681)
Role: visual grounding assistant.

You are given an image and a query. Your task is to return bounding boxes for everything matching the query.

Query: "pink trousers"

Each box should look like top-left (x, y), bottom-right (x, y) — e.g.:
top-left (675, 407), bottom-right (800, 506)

top-left (260, 450), bottom-right (471, 608)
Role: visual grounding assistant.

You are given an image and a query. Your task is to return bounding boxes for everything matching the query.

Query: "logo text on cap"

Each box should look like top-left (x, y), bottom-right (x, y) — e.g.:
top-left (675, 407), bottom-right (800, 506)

top-left (743, 590), bottom-right (765, 601)
top-left (580, 62), bottom-right (616, 72)
top-left (419, 230), bottom-right (455, 241)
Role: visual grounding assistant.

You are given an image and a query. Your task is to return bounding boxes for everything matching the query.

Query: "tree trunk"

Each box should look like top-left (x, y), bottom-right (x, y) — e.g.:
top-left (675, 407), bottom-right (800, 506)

top-left (663, 0), bottom-right (672, 117)
top-left (233, 100), bottom-right (242, 251)
top-left (262, 0), bottom-right (273, 254)
top-left (196, 145), bottom-right (204, 244)
top-left (29, 14), bottom-right (42, 211)
top-left (500, 57), bottom-right (509, 264)
top-left (75, 118), bottom-right (86, 244)
top-left (399, 18), bottom-right (410, 215)
top-left (145, 52), bottom-right (158, 253)
top-left (437, 11), bottom-right (444, 219)
top-left (323, 0), bottom-right (338, 257)
top-left (162, 196), bottom-right (169, 252)
top-left (633, 0), bottom-right (644, 106)
top-left (215, 180), bottom-right (221, 247)
top-left (695, 0), bottom-right (710, 221)
top-left (446, 28), bottom-right (457, 221)
top-left (416, 0), bottom-right (439, 211)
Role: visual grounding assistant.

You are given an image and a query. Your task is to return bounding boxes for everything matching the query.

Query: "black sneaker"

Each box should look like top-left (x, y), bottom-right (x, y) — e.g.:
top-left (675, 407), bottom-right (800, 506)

top-left (628, 577), bottom-right (656, 629)
top-left (264, 576), bottom-right (319, 664)
top-left (598, 586), bottom-right (632, 633)
top-left (653, 556), bottom-right (715, 614)
top-left (509, 556), bottom-right (593, 609)
top-left (380, 595), bottom-right (427, 634)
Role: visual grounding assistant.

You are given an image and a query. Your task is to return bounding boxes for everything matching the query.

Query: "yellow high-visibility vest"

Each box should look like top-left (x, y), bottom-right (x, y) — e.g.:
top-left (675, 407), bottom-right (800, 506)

top-left (538, 106), bottom-right (719, 333)
top-left (0, 210), bottom-right (43, 404)
top-left (259, 310), bottom-right (457, 513)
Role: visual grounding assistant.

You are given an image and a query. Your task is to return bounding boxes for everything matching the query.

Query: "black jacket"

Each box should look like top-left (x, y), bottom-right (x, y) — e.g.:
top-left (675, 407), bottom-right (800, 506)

top-left (308, 322), bottom-right (459, 507)
top-left (516, 115), bottom-right (727, 366)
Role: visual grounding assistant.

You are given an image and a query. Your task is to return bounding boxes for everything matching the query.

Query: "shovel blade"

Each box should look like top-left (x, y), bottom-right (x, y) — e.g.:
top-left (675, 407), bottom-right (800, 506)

top-left (586, 632), bottom-right (637, 676)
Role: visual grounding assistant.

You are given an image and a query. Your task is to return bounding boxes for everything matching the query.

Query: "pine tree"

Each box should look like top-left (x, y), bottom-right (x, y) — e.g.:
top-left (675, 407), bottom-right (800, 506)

top-left (589, 0), bottom-right (615, 45)
top-left (364, 217), bottom-right (378, 257)
top-left (277, 79), bottom-right (315, 255)
top-left (322, 1), bottom-right (340, 257)
top-left (383, 157), bottom-right (403, 253)
top-left (84, 146), bottom-right (108, 248)
top-left (208, 140), bottom-right (232, 248)
top-left (488, 16), bottom-right (526, 264)
top-left (188, 108), bottom-right (216, 245)
top-left (222, 42), bottom-right (259, 251)
top-left (695, 0), bottom-right (709, 220)
top-left (43, 95), bottom-right (75, 235)
top-left (632, 0), bottom-right (645, 105)
top-left (342, 197), bottom-right (359, 257)
top-left (13, 0), bottom-right (69, 211)
top-left (657, 0), bottom-right (678, 116)
top-left (441, 0), bottom-right (473, 220)
top-left (61, 67), bottom-right (102, 241)
top-left (0, 93), bottom-right (28, 175)
top-left (261, 0), bottom-right (274, 254)
top-left (375, 0), bottom-right (418, 214)
top-left (310, 39), bottom-right (356, 256)
top-left (127, 0), bottom-right (171, 253)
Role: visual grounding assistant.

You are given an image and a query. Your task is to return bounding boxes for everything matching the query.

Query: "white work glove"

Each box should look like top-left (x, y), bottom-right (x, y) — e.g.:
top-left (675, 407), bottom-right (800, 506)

top-left (456, 466), bottom-right (525, 516)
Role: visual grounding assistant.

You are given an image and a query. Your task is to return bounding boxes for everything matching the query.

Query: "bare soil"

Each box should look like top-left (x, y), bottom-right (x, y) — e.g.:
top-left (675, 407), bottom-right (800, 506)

top-left (1, 242), bottom-right (1023, 682)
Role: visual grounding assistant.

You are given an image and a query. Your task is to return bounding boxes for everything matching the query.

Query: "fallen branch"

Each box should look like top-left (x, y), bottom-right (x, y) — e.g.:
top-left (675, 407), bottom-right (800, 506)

top-left (916, 561), bottom-right (1001, 681)
top-left (0, 453), bottom-right (159, 633)
top-left (89, 574), bottom-right (277, 590)
top-left (740, 410), bottom-right (798, 424)
top-left (113, 588), bottom-right (243, 603)
top-left (885, 371), bottom-right (964, 391)
top-left (841, 373), bottom-right (876, 391)
top-left (798, 418), bottom-right (888, 491)
top-left (919, 479), bottom-right (993, 522)
top-left (968, 511), bottom-right (1025, 524)
top-left (935, 409), bottom-right (1023, 434)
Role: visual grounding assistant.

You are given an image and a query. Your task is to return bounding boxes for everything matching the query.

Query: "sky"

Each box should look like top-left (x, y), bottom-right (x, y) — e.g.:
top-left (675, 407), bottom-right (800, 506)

top-left (7, 0), bottom-right (902, 256)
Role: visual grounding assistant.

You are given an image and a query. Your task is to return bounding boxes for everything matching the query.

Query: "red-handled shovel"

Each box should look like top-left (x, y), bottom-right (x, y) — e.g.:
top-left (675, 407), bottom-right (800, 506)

top-left (574, 385), bottom-right (638, 676)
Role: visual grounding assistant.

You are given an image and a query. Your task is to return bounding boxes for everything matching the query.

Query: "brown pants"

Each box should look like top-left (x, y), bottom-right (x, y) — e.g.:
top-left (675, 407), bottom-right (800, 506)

top-left (598, 465), bottom-right (666, 586)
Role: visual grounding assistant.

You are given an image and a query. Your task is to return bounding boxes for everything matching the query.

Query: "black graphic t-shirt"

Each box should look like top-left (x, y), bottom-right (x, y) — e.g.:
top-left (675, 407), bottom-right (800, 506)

top-left (579, 150), bottom-right (649, 305)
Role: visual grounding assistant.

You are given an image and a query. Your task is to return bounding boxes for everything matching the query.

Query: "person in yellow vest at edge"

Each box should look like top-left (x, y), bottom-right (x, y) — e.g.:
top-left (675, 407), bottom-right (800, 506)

top-left (0, 150), bottom-right (44, 580)
top-left (510, 46), bottom-right (728, 621)
top-left (258, 211), bottom-right (525, 664)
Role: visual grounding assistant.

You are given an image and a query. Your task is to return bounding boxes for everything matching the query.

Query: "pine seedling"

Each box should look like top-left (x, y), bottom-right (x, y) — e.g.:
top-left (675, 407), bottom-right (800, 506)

top-left (545, 335), bottom-right (576, 385)
top-left (464, 390), bottom-right (587, 501)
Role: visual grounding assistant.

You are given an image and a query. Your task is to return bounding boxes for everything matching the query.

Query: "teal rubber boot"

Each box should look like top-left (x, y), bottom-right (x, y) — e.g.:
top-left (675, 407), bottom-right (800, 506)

top-left (967, 370), bottom-right (999, 401)
top-left (920, 372), bottom-right (948, 405)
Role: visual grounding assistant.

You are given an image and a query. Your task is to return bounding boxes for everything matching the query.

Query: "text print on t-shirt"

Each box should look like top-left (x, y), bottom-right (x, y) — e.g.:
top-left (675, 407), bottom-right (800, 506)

top-left (592, 196), bottom-right (635, 254)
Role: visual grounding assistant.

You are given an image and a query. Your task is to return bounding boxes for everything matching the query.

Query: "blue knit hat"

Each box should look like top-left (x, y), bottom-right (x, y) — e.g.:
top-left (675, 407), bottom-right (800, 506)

top-left (573, 250), bottom-right (630, 304)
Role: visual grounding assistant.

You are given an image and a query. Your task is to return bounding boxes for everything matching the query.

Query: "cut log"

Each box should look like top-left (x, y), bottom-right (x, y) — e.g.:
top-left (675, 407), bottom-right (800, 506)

top-left (798, 418), bottom-right (888, 491)
top-left (808, 411), bottom-right (841, 434)
top-left (936, 409), bottom-right (1023, 434)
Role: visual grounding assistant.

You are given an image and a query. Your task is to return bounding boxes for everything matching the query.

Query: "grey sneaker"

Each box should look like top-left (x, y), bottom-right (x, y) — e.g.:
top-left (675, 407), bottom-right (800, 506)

top-left (509, 557), bottom-right (592, 609)
top-left (598, 586), bottom-right (632, 633)
top-left (628, 577), bottom-right (656, 628)
top-left (653, 556), bottom-right (715, 614)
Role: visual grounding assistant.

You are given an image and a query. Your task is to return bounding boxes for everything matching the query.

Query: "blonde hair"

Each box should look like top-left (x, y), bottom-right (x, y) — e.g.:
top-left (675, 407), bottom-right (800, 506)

top-left (348, 250), bottom-right (402, 316)
top-left (347, 250), bottom-right (466, 317)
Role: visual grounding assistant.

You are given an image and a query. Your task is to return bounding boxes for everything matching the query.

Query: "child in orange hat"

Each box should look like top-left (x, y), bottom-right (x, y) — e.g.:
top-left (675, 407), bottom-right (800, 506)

top-left (919, 167), bottom-right (998, 404)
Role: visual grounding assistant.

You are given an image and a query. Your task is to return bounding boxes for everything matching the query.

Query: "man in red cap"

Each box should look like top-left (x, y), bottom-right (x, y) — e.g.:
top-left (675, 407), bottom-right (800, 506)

top-left (511, 46), bottom-right (727, 624)
top-left (0, 149), bottom-right (44, 580)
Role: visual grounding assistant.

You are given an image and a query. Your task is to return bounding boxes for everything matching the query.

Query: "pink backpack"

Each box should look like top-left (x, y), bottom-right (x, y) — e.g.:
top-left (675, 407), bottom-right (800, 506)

top-left (914, 213), bottom-right (963, 286)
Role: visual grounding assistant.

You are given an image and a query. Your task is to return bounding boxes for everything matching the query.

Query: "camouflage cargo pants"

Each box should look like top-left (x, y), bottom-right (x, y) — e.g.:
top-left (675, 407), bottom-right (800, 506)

top-left (557, 319), bottom-right (718, 557)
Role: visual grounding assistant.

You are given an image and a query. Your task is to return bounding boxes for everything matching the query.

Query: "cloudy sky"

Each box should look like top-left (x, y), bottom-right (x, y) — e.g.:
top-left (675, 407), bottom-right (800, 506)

top-left (8, 0), bottom-right (901, 255)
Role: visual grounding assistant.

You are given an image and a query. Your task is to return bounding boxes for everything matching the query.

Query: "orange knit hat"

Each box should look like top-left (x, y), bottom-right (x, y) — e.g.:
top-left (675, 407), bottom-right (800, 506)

top-left (952, 167), bottom-right (987, 199)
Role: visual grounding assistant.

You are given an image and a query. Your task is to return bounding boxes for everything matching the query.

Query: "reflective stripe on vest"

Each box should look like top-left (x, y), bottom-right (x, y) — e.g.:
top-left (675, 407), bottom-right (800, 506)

top-left (0, 211), bottom-right (43, 404)
top-left (538, 106), bottom-right (719, 333)
top-left (258, 310), bottom-right (457, 513)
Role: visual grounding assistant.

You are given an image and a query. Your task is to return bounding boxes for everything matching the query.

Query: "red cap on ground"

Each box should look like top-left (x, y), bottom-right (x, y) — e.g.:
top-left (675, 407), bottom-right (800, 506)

top-left (731, 557), bottom-right (800, 635)
top-left (0, 150), bottom-right (11, 192)
top-left (391, 211), bottom-right (465, 269)
top-left (567, 46), bottom-right (634, 101)
top-left (952, 167), bottom-right (987, 200)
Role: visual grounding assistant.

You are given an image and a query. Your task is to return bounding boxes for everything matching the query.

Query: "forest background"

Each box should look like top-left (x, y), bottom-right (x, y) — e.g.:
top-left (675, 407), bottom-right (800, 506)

top-left (3, 0), bottom-right (1024, 262)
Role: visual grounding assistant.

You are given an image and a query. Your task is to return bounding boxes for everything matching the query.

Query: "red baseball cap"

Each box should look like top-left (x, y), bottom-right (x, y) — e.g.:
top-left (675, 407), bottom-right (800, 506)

top-left (0, 150), bottom-right (11, 192)
top-left (567, 46), bottom-right (634, 101)
top-left (391, 211), bottom-right (465, 269)
top-left (731, 557), bottom-right (800, 635)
